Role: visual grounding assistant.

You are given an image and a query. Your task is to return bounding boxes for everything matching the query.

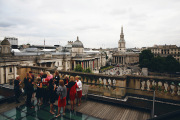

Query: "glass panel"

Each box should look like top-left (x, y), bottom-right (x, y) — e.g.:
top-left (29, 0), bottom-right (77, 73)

top-left (21, 115), bottom-right (39, 120)
top-left (0, 114), bottom-right (10, 120)
top-left (2, 102), bottom-right (100, 120)
top-left (3, 108), bottom-right (26, 119)
top-left (33, 109), bottom-right (56, 120)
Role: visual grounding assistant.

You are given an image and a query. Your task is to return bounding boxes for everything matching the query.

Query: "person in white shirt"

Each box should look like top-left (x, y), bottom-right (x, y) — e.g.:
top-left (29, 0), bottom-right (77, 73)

top-left (75, 76), bottom-right (82, 106)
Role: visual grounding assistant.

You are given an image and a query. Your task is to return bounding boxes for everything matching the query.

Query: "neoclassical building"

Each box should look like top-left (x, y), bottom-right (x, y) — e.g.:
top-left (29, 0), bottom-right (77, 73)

top-left (70, 36), bottom-right (106, 71)
top-left (145, 45), bottom-right (180, 63)
top-left (112, 27), bottom-right (139, 65)
top-left (0, 37), bottom-right (106, 84)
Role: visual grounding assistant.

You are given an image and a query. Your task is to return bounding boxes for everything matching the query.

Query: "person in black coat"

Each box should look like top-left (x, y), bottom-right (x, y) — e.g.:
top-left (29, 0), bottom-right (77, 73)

top-left (14, 75), bottom-right (22, 103)
top-left (26, 78), bottom-right (34, 108)
top-left (54, 70), bottom-right (60, 86)
top-left (49, 79), bottom-right (56, 114)
top-left (23, 73), bottom-right (31, 95)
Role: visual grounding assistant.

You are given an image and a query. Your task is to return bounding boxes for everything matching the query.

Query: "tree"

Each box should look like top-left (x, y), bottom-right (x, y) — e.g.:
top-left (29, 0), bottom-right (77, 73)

top-left (139, 50), bottom-right (180, 73)
top-left (139, 50), bottom-right (154, 68)
top-left (139, 50), bottom-right (154, 63)
top-left (84, 68), bottom-right (92, 73)
top-left (150, 56), bottom-right (166, 72)
top-left (74, 64), bottom-right (83, 72)
top-left (165, 55), bottom-right (180, 73)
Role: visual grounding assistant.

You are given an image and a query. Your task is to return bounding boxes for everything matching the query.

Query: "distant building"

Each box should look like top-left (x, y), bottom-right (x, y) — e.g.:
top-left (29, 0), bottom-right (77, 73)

top-left (4, 37), bottom-right (18, 45)
top-left (0, 36), bottom-right (106, 84)
top-left (112, 26), bottom-right (139, 65)
top-left (4, 37), bottom-right (18, 49)
top-left (147, 45), bottom-right (180, 62)
top-left (0, 38), bottom-right (12, 56)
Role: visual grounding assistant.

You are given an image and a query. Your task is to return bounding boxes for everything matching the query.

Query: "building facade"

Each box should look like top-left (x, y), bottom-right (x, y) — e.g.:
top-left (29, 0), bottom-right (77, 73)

top-left (147, 45), bottom-right (180, 62)
top-left (5, 37), bottom-right (18, 46)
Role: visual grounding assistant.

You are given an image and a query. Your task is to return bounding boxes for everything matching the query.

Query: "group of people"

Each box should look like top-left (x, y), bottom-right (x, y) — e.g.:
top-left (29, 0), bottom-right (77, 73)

top-left (14, 70), bottom-right (83, 117)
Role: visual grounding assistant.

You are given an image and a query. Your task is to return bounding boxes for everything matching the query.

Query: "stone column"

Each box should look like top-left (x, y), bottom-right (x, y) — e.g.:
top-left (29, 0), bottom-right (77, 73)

top-left (5, 67), bottom-right (8, 84)
top-left (84, 61), bottom-right (86, 69)
top-left (121, 56), bottom-right (122, 64)
top-left (0, 67), bottom-right (4, 84)
top-left (14, 66), bottom-right (17, 79)
top-left (88, 61), bottom-right (90, 68)
top-left (74, 61), bottom-right (76, 69)
top-left (83, 61), bottom-right (85, 69)
top-left (123, 57), bottom-right (125, 65)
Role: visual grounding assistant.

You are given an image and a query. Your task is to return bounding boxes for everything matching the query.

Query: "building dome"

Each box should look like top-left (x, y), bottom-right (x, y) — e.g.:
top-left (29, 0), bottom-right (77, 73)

top-left (72, 36), bottom-right (84, 48)
top-left (1, 39), bottom-right (10, 45)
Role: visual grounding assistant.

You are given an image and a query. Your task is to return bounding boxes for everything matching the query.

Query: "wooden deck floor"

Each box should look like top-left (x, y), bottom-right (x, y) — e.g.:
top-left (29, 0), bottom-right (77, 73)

top-left (74, 100), bottom-right (151, 120)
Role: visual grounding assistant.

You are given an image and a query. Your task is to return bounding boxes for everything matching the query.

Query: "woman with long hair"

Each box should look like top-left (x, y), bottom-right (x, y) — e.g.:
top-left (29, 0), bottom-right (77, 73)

top-left (64, 76), bottom-right (69, 104)
top-left (49, 79), bottom-right (56, 114)
top-left (46, 71), bottom-right (53, 80)
top-left (67, 76), bottom-right (78, 111)
top-left (23, 73), bottom-right (31, 95)
top-left (36, 78), bottom-right (43, 105)
top-left (75, 76), bottom-right (82, 106)
top-left (54, 70), bottom-right (60, 86)
top-left (56, 80), bottom-right (67, 117)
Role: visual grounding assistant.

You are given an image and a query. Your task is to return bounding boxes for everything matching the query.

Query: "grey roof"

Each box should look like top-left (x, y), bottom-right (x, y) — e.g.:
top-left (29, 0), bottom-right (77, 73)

top-left (65, 44), bottom-right (72, 48)
top-left (14, 51), bottom-right (70, 56)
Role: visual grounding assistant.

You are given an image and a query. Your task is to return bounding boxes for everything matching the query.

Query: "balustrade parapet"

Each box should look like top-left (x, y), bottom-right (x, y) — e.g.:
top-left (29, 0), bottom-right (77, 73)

top-left (57, 70), bottom-right (126, 80)
top-left (127, 75), bottom-right (180, 82)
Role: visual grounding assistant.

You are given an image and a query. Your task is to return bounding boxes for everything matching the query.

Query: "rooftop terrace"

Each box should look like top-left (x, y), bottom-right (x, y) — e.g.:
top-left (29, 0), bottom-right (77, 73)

top-left (0, 66), bottom-right (180, 120)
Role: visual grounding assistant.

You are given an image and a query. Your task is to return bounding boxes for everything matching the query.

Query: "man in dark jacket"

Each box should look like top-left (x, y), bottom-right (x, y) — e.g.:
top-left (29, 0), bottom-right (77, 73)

top-left (26, 78), bottom-right (34, 108)
top-left (14, 75), bottom-right (21, 103)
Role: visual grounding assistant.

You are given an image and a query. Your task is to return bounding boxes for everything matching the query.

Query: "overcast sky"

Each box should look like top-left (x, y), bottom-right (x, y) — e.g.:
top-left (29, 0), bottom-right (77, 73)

top-left (0, 0), bottom-right (180, 48)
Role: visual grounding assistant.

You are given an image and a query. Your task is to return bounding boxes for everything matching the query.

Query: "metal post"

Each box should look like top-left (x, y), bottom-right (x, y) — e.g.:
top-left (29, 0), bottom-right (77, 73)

top-left (152, 90), bottom-right (155, 118)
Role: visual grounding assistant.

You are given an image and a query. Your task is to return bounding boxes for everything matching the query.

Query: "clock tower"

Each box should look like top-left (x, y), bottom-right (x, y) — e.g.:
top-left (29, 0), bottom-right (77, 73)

top-left (118, 26), bottom-right (126, 52)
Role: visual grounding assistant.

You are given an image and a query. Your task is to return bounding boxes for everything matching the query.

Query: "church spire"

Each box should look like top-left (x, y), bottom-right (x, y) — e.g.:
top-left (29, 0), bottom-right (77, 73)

top-left (120, 26), bottom-right (124, 41)
top-left (118, 26), bottom-right (126, 52)
top-left (121, 26), bottom-right (123, 35)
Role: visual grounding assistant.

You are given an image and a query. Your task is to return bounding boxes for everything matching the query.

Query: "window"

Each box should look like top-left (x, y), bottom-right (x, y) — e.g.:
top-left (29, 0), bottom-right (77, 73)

top-left (9, 67), bottom-right (12, 73)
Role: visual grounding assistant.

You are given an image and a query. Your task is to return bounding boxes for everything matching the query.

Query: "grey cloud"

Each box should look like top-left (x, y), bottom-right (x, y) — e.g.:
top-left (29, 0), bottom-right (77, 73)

top-left (110, 9), bottom-right (128, 15)
top-left (0, 22), bottom-right (16, 27)
top-left (76, 25), bottom-right (101, 31)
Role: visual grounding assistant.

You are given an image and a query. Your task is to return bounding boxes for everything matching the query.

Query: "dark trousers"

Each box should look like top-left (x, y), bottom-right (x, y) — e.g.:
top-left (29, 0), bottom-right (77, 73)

top-left (26, 92), bottom-right (33, 107)
top-left (66, 90), bottom-right (70, 104)
top-left (42, 88), bottom-right (49, 103)
top-left (14, 90), bottom-right (20, 102)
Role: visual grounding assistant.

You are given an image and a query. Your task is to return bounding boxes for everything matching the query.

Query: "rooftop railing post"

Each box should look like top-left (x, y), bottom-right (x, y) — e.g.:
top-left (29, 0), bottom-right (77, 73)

top-left (152, 90), bottom-right (155, 118)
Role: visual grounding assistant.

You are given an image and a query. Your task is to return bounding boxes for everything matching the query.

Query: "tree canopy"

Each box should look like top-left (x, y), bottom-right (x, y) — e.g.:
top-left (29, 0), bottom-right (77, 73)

top-left (139, 50), bottom-right (180, 73)
top-left (74, 64), bottom-right (83, 72)
top-left (74, 65), bottom-right (92, 73)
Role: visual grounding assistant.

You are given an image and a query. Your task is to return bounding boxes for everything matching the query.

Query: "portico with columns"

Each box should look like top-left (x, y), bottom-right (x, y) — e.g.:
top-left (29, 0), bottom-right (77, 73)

top-left (72, 57), bottom-right (100, 71)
